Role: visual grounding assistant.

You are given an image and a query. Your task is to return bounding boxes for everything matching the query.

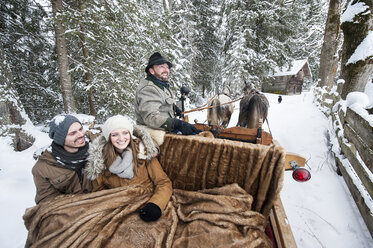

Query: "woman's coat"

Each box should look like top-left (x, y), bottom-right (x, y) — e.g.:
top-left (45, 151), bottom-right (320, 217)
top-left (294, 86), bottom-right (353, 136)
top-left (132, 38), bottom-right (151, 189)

top-left (85, 135), bottom-right (172, 212)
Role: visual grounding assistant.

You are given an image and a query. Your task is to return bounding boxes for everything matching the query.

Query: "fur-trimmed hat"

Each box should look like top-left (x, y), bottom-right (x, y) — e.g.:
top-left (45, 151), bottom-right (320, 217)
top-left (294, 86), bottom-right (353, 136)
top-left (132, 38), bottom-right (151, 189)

top-left (102, 115), bottom-right (134, 141)
top-left (145, 52), bottom-right (173, 73)
top-left (49, 114), bottom-right (81, 146)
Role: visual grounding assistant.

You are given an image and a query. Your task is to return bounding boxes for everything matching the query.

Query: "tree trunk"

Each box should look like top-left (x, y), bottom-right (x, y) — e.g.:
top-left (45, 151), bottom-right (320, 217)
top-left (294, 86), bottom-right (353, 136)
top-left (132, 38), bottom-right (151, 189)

top-left (318, 0), bottom-right (340, 89)
top-left (0, 39), bottom-right (34, 151)
top-left (51, 0), bottom-right (77, 113)
top-left (162, 0), bottom-right (172, 12)
top-left (340, 0), bottom-right (373, 99)
top-left (78, 0), bottom-right (96, 116)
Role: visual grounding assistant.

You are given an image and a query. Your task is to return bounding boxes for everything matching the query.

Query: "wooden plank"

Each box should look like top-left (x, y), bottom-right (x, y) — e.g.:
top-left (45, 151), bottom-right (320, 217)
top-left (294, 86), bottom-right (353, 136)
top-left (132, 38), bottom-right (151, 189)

top-left (335, 156), bottom-right (373, 237)
top-left (269, 198), bottom-right (297, 248)
top-left (284, 152), bottom-right (306, 170)
top-left (344, 123), bottom-right (373, 173)
top-left (192, 124), bottom-right (272, 145)
top-left (345, 107), bottom-right (373, 149)
top-left (339, 140), bottom-right (373, 198)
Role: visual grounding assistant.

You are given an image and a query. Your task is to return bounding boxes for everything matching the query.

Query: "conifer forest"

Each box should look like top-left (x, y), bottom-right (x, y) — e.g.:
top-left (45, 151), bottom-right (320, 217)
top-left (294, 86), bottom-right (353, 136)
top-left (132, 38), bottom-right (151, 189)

top-left (1, 0), bottom-right (372, 126)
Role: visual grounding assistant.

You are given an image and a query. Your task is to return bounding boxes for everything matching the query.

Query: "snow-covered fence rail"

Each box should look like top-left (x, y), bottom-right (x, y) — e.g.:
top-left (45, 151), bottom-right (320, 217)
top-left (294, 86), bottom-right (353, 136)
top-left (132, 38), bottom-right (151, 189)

top-left (314, 84), bottom-right (373, 237)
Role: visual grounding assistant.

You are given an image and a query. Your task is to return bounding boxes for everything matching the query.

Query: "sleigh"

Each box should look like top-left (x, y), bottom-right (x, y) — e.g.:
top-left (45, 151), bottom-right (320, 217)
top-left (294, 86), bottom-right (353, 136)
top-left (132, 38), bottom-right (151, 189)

top-left (23, 124), bottom-right (304, 248)
top-left (192, 123), bottom-right (306, 171)
top-left (158, 123), bottom-right (305, 248)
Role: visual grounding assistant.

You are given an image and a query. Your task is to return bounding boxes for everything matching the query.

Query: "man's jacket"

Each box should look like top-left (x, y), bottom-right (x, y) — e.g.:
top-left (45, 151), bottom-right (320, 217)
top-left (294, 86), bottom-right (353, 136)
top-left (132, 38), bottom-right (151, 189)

top-left (135, 77), bottom-right (176, 131)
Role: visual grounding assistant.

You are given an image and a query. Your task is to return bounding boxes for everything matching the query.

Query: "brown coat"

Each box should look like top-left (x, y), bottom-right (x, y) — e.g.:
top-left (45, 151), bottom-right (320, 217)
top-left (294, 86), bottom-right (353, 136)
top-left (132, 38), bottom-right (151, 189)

top-left (86, 135), bottom-right (172, 211)
top-left (32, 151), bottom-right (92, 204)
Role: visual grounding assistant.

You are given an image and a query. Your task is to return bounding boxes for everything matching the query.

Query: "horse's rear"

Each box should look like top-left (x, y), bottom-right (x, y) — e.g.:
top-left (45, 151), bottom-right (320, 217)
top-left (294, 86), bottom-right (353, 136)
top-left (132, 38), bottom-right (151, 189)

top-left (207, 94), bottom-right (234, 128)
top-left (237, 93), bottom-right (269, 128)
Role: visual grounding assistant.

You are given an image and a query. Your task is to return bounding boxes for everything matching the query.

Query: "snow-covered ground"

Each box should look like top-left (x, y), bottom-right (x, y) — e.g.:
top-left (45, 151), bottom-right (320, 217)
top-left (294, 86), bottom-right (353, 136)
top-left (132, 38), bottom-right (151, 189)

top-left (0, 88), bottom-right (372, 247)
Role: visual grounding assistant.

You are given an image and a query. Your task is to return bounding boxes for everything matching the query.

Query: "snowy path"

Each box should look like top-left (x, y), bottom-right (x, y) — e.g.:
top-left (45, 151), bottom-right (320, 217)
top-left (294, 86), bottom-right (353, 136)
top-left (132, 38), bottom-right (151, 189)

top-left (265, 92), bottom-right (372, 248)
top-left (189, 90), bottom-right (373, 248)
top-left (0, 90), bottom-right (372, 247)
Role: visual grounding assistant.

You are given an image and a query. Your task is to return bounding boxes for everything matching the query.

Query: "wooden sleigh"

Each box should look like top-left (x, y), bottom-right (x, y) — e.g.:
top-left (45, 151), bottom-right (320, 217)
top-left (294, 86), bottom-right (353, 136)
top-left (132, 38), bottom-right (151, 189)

top-left (192, 123), bottom-right (306, 171)
top-left (157, 122), bottom-right (304, 248)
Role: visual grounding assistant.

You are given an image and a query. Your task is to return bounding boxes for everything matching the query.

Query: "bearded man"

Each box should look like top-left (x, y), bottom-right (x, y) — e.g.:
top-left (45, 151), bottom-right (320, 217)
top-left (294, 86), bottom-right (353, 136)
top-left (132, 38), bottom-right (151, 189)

top-left (135, 52), bottom-right (199, 135)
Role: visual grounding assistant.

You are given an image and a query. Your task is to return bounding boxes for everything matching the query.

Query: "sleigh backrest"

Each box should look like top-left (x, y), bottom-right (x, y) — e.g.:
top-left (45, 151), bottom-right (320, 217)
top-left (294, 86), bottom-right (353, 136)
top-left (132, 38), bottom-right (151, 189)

top-left (159, 133), bottom-right (285, 216)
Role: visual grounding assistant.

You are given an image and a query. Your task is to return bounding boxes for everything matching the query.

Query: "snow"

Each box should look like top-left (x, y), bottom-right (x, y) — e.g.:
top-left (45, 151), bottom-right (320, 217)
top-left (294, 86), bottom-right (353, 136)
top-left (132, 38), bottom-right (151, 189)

top-left (340, 1), bottom-right (373, 66)
top-left (346, 91), bottom-right (370, 109)
top-left (366, 81), bottom-right (373, 108)
top-left (1, 90), bottom-right (373, 247)
top-left (52, 114), bottom-right (66, 125)
top-left (346, 31), bottom-right (373, 65)
top-left (272, 59), bottom-right (312, 78)
top-left (340, 1), bottom-right (370, 24)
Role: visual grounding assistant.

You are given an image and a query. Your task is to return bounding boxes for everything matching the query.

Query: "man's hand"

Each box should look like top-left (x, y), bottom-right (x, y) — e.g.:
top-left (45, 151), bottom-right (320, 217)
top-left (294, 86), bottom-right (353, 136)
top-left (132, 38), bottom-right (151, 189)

top-left (174, 104), bottom-right (184, 118)
top-left (172, 119), bottom-right (200, 135)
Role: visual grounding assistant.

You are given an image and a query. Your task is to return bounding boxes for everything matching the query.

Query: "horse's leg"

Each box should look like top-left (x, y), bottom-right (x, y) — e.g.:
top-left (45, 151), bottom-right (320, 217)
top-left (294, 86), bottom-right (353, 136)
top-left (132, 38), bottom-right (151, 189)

top-left (208, 98), bottom-right (220, 126)
top-left (237, 98), bottom-right (249, 127)
top-left (246, 95), bottom-right (262, 128)
top-left (222, 104), bottom-right (234, 128)
top-left (207, 108), bottom-right (212, 125)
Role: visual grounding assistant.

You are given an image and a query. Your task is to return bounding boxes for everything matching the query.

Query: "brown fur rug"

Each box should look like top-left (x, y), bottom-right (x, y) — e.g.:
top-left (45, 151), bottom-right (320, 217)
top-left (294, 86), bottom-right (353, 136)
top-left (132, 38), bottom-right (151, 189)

top-left (23, 184), bottom-right (272, 248)
top-left (159, 133), bottom-right (285, 216)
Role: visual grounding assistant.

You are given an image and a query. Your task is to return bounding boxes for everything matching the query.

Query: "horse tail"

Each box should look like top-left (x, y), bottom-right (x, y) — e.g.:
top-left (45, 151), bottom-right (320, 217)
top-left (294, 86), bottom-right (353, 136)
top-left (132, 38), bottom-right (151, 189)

top-left (207, 98), bottom-right (220, 126)
top-left (246, 94), bottom-right (262, 128)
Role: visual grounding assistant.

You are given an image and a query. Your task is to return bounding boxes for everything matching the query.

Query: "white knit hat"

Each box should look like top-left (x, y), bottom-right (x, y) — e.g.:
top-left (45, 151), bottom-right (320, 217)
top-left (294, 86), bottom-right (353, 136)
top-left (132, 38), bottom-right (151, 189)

top-left (102, 115), bottom-right (134, 141)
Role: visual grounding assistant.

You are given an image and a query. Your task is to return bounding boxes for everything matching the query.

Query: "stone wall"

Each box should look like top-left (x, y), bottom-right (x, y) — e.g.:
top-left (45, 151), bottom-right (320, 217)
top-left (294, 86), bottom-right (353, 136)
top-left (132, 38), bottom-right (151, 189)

top-left (314, 85), bottom-right (373, 237)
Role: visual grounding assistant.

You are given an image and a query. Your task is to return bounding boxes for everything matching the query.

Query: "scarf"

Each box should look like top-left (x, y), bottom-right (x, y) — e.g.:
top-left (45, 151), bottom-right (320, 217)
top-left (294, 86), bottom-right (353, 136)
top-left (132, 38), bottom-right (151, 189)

top-left (109, 148), bottom-right (134, 179)
top-left (148, 75), bottom-right (170, 89)
top-left (51, 141), bottom-right (89, 172)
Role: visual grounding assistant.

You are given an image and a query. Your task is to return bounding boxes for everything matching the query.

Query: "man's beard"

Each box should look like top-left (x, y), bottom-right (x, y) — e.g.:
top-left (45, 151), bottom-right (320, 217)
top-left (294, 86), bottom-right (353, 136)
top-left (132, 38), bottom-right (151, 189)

top-left (153, 71), bottom-right (169, 82)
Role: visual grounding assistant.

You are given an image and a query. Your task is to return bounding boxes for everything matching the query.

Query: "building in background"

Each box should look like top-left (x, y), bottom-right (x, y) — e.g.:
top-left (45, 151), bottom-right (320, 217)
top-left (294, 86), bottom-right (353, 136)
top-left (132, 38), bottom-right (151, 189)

top-left (262, 59), bottom-right (312, 95)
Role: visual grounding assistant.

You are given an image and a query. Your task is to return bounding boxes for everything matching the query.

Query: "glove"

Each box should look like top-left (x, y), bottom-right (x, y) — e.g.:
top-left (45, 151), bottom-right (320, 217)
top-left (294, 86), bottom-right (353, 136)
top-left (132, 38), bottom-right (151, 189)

top-left (172, 118), bottom-right (200, 135)
top-left (139, 202), bottom-right (162, 222)
top-left (174, 104), bottom-right (184, 118)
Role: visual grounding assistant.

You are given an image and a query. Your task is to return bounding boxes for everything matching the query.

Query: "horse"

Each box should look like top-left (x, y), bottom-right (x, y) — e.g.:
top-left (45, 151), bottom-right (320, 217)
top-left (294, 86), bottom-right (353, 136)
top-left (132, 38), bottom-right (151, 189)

top-left (207, 94), bottom-right (234, 128)
top-left (237, 90), bottom-right (269, 129)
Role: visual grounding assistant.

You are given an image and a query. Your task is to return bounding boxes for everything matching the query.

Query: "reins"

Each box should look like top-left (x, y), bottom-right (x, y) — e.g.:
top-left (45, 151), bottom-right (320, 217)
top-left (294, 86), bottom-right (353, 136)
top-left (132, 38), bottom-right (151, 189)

top-left (182, 90), bottom-right (260, 115)
top-left (181, 96), bottom-right (243, 114)
top-left (181, 91), bottom-right (274, 139)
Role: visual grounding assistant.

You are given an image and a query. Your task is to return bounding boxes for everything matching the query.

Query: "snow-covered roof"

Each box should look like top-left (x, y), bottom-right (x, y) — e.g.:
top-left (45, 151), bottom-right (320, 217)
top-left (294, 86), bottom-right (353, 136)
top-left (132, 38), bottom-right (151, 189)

top-left (272, 59), bottom-right (312, 78)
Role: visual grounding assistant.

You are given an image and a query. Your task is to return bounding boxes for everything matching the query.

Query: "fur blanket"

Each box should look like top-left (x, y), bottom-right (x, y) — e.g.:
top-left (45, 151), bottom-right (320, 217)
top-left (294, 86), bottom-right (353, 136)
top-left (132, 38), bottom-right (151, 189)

top-left (158, 134), bottom-right (285, 216)
top-left (23, 184), bottom-right (272, 248)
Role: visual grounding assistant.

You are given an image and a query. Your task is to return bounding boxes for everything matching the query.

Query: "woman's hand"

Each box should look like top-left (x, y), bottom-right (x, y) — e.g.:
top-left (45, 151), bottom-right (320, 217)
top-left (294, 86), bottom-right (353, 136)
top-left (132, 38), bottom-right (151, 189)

top-left (139, 202), bottom-right (161, 222)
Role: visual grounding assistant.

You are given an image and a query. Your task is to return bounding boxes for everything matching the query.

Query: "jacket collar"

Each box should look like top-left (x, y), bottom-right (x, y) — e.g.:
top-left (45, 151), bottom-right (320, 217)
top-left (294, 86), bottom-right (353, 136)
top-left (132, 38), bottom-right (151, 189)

top-left (146, 75), bottom-right (170, 90)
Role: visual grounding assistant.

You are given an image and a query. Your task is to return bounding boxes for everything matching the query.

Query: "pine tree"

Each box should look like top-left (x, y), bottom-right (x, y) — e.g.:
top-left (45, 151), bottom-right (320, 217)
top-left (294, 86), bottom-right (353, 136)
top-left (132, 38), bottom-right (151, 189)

top-left (0, 0), bottom-right (62, 123)
top-left (221, 0), bottom-right (299, 93)
top-left (51, 0), bottom-right (77, 113)
top-left (0, 39), bottom-right (34, 151)
top-left (318, 0), bottom-right (341, 89)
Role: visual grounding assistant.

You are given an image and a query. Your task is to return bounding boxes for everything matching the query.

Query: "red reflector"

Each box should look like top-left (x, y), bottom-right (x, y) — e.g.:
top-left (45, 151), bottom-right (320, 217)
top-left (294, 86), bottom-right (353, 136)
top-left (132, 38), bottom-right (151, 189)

top-left (292, 168), bottom-right (311, 182)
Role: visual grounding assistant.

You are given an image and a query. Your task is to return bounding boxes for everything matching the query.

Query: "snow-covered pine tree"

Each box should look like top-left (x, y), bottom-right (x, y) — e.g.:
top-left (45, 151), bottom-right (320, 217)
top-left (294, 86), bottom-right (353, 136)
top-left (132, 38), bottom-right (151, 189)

top-left (0, 39), bottom-right (34, 151)
top-left (0, 0), bottom-right (62, 124)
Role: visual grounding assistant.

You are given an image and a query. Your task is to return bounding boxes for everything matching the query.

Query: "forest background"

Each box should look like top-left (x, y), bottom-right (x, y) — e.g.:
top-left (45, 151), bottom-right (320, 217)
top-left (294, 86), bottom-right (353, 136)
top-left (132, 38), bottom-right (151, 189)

top-left (1, 0), bottom-right (330, 124)
top-left (1, 0), bottom-right (372, 146)
top-left (1, 0), bottom-right (373, 246)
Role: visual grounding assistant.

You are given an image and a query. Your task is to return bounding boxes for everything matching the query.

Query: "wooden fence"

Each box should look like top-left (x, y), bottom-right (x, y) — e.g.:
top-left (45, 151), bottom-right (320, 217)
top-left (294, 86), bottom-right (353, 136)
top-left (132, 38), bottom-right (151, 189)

top-left (314, 85), bottom-right (373, 237)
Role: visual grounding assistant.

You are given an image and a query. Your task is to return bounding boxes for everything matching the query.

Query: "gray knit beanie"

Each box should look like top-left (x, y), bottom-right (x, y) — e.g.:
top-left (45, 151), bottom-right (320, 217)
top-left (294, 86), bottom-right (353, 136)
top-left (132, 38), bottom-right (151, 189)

top-left (49, 114), bottom-right (82, 146)
top-left (102, 115), bottom-right (134, 141)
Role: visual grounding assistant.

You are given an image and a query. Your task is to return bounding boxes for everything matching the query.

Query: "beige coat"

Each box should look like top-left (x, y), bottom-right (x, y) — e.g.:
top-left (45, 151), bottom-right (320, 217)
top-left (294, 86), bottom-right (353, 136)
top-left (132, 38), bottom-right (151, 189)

top-left (135, 76), bottom-right (176, 131)
top-left (32, 151), bottom-right (92, 204)
top-left (86, 135), bottom-right (172, 211)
